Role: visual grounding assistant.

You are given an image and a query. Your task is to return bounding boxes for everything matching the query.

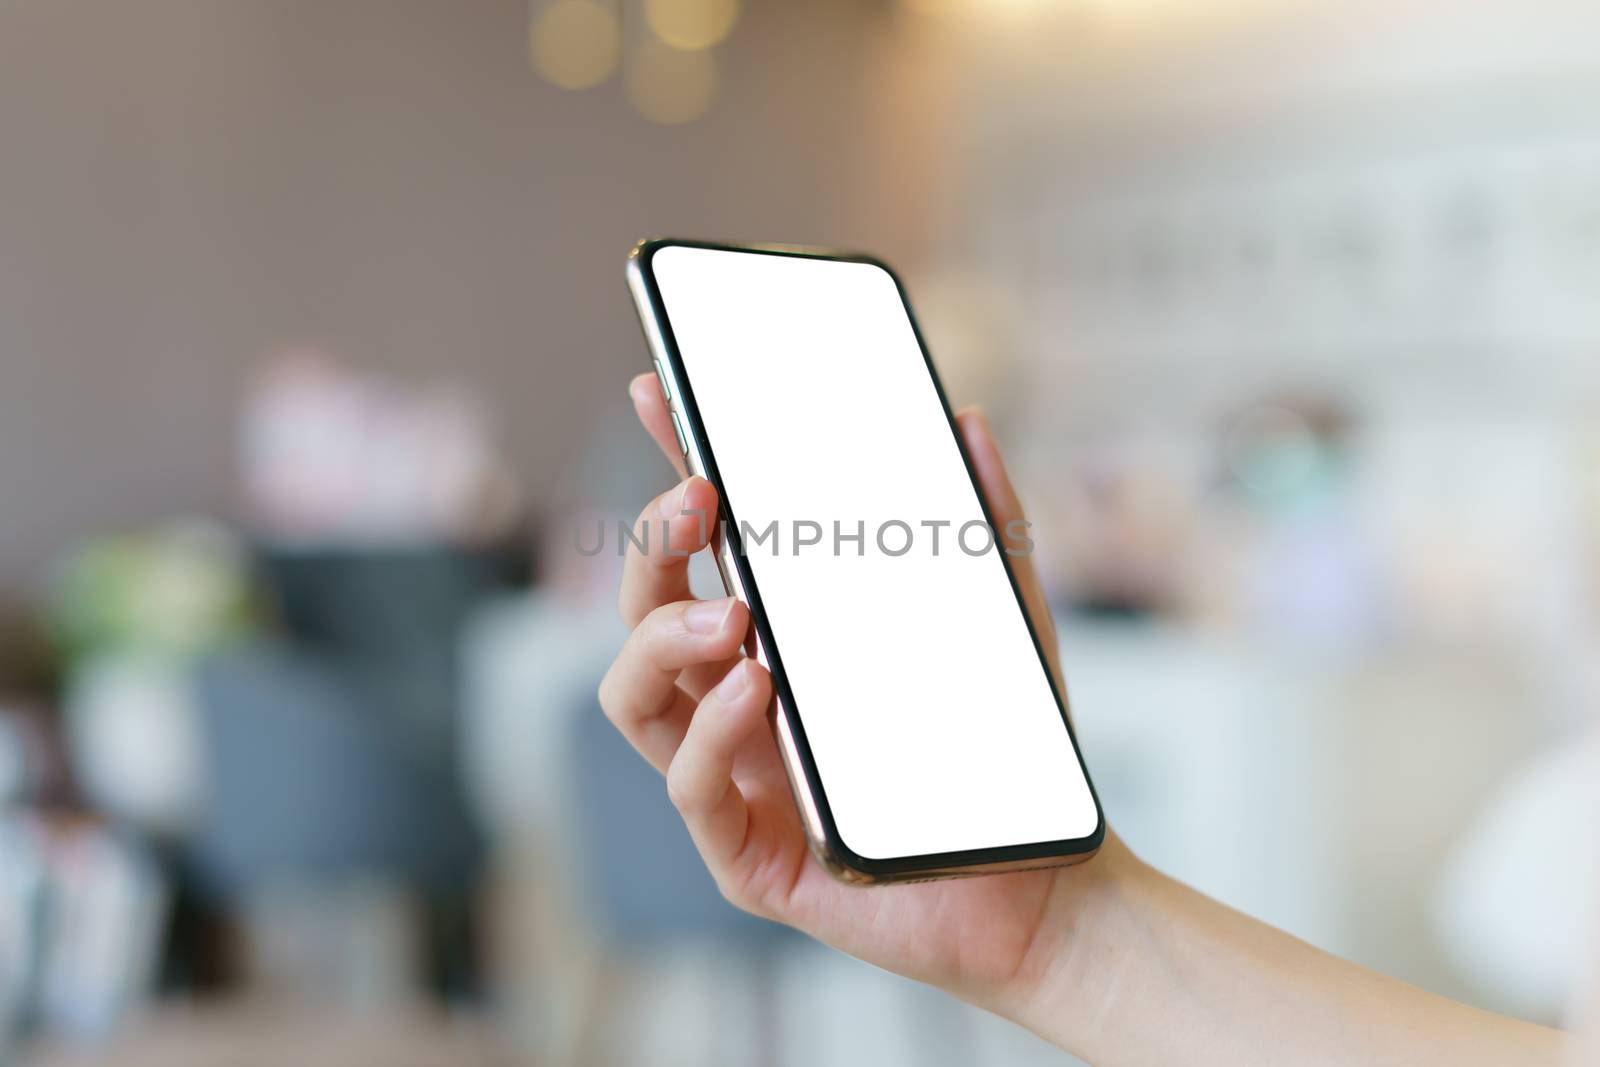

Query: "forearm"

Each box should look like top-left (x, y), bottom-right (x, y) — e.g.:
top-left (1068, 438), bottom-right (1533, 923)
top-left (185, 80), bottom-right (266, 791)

top-left (1002, 838), bottom-right (1565, 1066)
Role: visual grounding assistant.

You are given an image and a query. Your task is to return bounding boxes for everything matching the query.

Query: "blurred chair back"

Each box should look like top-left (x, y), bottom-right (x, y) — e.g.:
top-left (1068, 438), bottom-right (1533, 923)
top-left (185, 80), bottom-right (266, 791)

top-left (570, 680), bottom-right (786, 946)
top-left (190, 646), bottom-right (482, 898)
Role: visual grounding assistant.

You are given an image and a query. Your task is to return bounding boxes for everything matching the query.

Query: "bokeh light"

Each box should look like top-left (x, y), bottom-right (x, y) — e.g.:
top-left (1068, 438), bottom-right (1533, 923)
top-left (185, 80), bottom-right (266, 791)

top-left (643, 0), bottom-right (741, 51)
top-left (626, 39), bottom-right (717, 125)
top-left (530, 0), bottom-right (619, 91)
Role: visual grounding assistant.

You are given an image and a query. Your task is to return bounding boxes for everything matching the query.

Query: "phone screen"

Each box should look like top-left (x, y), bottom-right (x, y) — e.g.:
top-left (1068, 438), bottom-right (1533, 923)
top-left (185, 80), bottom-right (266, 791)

top-left (648, 245), bottom-right (1098, 862)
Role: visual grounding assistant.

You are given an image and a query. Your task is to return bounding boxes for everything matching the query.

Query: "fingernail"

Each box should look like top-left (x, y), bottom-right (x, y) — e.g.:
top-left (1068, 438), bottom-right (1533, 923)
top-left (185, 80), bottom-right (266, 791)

top-left (684, 598), bottom-right (733, 635)
top-left (658, 481), bottom-right (688, 519)
top-left (715, 660), bottom-right (751, 700)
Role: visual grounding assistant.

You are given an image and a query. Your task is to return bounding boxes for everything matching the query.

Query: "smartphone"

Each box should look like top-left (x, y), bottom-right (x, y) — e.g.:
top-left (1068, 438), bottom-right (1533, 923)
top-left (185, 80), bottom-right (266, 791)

top-left (626, 238), bottom-right (1103, 884)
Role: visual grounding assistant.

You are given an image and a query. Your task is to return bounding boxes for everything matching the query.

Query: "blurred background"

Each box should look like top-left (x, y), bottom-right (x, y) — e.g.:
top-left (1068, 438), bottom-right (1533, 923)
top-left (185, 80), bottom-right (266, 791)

top-left (2, 0), bottom-right (1598, 1064)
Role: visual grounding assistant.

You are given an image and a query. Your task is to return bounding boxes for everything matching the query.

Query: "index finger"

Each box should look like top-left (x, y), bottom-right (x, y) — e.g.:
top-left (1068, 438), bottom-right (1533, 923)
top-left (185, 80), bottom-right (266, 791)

top-left (630, 372), bottom-right (688, 478)
top-left (619, 474), bottom-right (721, 627)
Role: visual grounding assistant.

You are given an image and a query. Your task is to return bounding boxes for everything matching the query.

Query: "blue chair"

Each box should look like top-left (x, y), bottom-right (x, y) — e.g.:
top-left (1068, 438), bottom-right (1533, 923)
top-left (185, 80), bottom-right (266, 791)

top-left (565, 674), bottom-right (793, 1065)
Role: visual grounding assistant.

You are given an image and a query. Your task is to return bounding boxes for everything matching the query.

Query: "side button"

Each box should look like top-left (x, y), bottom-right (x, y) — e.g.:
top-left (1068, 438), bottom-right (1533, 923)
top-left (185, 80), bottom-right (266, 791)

top-left (653, 360), bottom-right (671, 402)
top-left (670, 410), bottom-right (689, 454)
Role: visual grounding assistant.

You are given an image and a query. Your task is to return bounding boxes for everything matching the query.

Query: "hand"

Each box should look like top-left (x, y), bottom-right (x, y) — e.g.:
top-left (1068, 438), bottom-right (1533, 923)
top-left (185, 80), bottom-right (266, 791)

top-left (598, 372), bottom-right (1131, 1016)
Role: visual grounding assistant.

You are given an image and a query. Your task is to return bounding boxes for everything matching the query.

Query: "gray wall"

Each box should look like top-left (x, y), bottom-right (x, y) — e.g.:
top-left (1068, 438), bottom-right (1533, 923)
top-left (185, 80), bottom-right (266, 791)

top-left (0, 0), bottom-right (937, 598)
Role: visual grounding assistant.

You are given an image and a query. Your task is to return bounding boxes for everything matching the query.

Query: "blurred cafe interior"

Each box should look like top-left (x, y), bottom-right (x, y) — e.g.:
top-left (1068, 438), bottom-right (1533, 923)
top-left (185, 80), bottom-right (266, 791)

top-left (2, 1), bottom-right (1599, 1064)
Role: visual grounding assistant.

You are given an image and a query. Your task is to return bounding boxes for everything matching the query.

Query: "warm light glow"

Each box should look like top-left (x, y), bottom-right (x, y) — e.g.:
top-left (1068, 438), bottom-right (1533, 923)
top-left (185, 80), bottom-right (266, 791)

top-left (900, 0), bottom-right (1273, 27)
top-left (627, 39), bottom-right (717, 124)
top-left (530, 0), bottom-right (619, 90)
top-left (901, 0), bottom-right (1055, 14)
top-left (643, 0), bottom-right (741, 51)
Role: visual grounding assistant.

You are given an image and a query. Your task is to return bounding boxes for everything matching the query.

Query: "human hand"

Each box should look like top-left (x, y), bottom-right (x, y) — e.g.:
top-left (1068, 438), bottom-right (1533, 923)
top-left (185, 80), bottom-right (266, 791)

top-left (598, 372), bottom-right (1132, 1017)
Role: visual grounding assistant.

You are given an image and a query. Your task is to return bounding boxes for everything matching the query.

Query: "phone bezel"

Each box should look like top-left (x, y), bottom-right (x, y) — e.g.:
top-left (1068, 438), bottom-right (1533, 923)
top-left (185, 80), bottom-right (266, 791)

top-left (628, 237), bottom-right (1105, 882)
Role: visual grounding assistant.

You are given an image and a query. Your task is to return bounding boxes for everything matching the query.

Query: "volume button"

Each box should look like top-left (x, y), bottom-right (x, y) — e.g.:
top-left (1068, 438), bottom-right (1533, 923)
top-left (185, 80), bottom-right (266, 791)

top-left (670, 410), bottom-right (689, 454)
top-left (653, 360), bottom-right (671, 402)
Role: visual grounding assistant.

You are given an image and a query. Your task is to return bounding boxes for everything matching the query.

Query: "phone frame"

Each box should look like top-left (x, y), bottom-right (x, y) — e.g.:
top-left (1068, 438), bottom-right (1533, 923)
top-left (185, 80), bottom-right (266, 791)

top-left (626, 237), bottom-right (1104, 884)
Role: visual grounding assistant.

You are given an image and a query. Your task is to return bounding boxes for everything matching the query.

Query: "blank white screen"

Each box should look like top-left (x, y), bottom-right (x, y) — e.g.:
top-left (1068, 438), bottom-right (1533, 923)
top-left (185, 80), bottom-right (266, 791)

top-left (652, 246), bottom-right (1098, 860)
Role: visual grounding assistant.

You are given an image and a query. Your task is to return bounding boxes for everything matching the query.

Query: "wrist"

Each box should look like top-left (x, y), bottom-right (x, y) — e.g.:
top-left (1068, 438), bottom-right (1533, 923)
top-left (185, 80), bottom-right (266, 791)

top-left (988, 833), bottom-right (1160, 1057)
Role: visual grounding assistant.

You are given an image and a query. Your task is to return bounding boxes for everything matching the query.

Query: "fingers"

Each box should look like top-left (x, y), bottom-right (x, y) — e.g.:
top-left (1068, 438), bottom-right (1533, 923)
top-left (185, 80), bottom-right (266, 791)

top-left (957, 406), bottom-right (1064, 688)
top-left (959, 407), bottom-right (1023, 536)
top-left (665, 658), bottom-right (772, 872)
top-left (599, 597), bottom-right (748, 770)
top-left (630, 372), bottom-right (688, 478)
top-left (619, 475), bottom-right (720, 627)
